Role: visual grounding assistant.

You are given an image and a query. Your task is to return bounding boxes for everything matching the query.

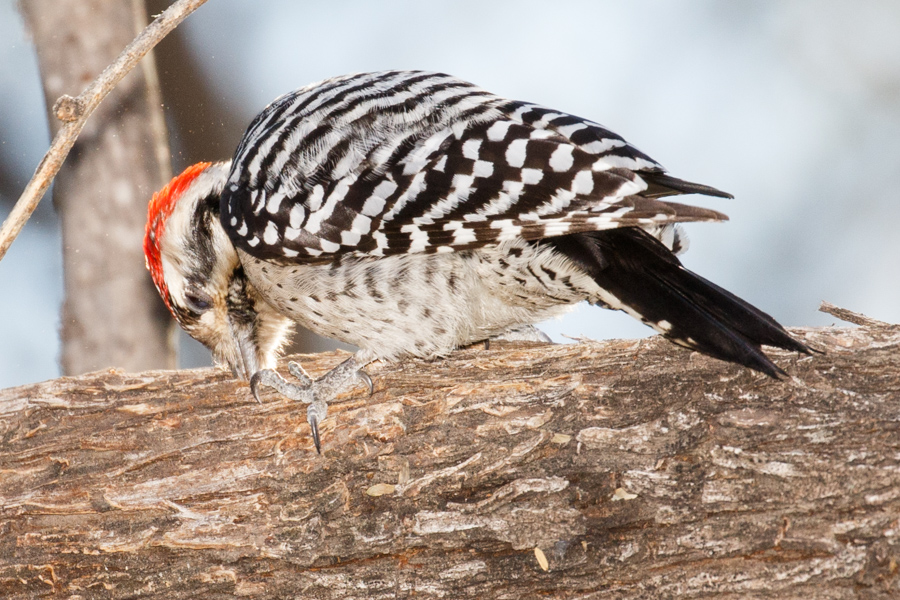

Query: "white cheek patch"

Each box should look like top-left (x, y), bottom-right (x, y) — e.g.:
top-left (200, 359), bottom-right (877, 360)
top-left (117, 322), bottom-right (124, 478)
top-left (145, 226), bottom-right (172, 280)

top-left (160, 256), bottom-right (187, 307)
top-left (198, 310), bottom-right (219, 330)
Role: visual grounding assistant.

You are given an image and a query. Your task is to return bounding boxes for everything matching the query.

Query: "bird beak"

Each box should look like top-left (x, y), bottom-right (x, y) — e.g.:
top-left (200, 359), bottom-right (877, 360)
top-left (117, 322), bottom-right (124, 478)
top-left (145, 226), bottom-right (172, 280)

top-left (226, 316), bottom-right (261, 381)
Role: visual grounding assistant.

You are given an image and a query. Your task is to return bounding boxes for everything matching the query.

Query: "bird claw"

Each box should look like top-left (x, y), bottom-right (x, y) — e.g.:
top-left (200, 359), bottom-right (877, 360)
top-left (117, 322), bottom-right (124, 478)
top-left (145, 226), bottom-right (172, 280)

top-left (357, 369), bottom-right (374, 395)
top-left (306, 398), bottom-right (328, 454)
top-left (250, 368), bottom-right (313, 405)
top-left (249, 355), bottom-right (372, 453)
top-left (287, 361), bottom-right (313, 385)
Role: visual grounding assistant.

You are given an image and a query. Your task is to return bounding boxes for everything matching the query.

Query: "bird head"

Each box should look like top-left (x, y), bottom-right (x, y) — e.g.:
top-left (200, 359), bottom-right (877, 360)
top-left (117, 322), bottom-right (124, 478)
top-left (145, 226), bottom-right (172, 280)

top-left (144, 162), bottom-right (292, 379)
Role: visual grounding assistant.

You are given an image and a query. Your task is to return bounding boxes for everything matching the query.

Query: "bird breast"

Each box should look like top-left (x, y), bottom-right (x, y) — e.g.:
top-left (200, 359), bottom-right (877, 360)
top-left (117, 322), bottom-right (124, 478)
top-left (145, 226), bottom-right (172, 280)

top-left (238, 240), bottom-right (599, 360)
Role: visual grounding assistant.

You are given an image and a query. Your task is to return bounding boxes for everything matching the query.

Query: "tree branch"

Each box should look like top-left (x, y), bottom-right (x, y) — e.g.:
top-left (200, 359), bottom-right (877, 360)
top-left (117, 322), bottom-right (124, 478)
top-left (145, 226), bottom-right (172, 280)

top-left (1, 322), bottom-right (898, 598)
top-left (819, 300), bottom-right (893, 328)
top-left (0, 0), bottom-right (208, 263)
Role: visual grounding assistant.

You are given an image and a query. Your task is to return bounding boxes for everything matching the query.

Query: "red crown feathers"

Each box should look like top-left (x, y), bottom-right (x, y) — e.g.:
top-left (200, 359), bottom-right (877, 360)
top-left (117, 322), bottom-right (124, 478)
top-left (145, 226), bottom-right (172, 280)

top-left (144, 162), bottom-right (212, 315)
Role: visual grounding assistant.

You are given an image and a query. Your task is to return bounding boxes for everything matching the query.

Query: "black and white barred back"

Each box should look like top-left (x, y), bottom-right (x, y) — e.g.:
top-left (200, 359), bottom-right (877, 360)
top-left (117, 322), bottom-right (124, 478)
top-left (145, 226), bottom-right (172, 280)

top-left (222, 70), bottom-right (728, 262)
top-left (219, 70), bottom-right (808, 376)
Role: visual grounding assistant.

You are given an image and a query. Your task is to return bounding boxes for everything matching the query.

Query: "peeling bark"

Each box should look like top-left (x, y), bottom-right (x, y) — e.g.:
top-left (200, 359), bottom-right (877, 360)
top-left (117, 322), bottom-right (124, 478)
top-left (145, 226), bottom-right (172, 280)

top-left (1, 324), bottom-right (898, 599)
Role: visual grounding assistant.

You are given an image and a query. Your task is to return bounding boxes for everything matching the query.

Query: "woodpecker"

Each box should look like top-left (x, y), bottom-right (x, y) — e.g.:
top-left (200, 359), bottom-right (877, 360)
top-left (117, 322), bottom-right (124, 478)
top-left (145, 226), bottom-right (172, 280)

top-left (145, 70), bottom-right (809, 452)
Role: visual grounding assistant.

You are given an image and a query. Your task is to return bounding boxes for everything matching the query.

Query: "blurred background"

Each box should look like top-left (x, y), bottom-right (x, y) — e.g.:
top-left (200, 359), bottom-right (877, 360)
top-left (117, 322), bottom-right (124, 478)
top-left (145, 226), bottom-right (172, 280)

top-left (1, 0), bottom-right (898, 389)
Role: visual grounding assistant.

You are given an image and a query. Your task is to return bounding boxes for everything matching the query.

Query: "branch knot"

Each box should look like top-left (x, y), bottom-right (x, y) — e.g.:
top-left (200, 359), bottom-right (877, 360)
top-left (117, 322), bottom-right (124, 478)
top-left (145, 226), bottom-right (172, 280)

top-left (53, 95), bottom-right (84, 123)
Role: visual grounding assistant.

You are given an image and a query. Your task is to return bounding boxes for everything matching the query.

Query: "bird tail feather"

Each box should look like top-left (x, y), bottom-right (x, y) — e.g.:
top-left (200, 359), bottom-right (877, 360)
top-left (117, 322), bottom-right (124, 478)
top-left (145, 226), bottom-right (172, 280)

top-left (547, 228), bottom-right (810, 377)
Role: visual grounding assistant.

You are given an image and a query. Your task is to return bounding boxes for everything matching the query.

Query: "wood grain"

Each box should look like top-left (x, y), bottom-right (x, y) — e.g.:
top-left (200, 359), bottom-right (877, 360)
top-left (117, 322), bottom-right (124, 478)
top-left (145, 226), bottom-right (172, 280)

top-left (1, 324), bottom-right (898, 598)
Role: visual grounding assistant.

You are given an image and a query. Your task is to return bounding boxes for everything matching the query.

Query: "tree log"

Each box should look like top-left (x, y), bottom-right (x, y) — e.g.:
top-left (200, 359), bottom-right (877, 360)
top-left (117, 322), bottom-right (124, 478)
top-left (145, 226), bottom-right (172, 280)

top-left (1, 323), bottom-right (898, 599)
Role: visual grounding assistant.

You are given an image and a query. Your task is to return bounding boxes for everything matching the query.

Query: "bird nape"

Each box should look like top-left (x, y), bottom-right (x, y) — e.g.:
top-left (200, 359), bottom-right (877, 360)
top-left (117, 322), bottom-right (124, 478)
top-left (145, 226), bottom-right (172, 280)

top-left (144, 70), bottom-right (810, 452)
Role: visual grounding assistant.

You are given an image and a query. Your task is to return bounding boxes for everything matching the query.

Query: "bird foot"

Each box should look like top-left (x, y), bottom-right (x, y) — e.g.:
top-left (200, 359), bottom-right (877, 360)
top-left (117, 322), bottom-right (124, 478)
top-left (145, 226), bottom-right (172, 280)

top-left (250, 355), bottom-right (373, 453)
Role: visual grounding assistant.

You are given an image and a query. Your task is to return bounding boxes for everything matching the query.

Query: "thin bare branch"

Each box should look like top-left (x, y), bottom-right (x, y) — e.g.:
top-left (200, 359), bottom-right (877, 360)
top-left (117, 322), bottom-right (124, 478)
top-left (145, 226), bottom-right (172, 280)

top-left (0, 0), bottom-right (209, 263)
top-left (819, 300), bottom-right (895, 328)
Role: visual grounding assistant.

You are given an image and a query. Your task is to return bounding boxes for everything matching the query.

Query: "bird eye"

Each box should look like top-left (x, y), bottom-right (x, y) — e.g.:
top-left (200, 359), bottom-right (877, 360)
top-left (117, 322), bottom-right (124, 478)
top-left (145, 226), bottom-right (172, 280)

top-left (184, 290), bottom-right (212, 313)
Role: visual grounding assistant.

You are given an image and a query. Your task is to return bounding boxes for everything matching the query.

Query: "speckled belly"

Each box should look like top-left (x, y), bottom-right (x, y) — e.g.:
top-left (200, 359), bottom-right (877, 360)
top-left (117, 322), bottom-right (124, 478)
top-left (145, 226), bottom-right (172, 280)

top-left (239, 240), bottom-right (600, 360)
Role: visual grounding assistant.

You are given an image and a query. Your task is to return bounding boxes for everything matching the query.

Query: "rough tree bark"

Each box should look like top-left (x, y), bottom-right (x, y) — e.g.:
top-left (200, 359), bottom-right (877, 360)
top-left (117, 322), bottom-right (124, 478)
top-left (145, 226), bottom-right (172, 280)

top-left (0, 321), bottom-right (898, 599)
top-left (20, 0), bottom-right (174, 374)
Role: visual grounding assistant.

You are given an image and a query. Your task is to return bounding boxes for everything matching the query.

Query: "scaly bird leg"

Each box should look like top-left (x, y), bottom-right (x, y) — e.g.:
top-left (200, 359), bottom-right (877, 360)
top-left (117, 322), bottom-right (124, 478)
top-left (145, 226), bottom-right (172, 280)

top-left (250, 353), bottom-right (374, 453)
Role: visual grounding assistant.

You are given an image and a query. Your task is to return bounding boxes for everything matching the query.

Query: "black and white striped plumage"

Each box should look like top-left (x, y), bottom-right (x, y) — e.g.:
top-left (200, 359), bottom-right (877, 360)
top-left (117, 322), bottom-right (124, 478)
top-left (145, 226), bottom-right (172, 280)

top-left (146, 70), bottom-right (808, 450)
top-left (221, 70), bottom-right (729, 262)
